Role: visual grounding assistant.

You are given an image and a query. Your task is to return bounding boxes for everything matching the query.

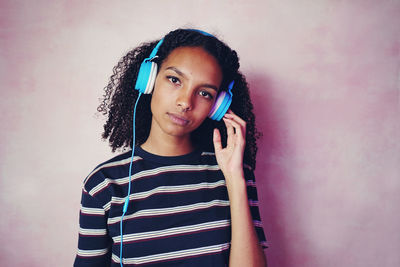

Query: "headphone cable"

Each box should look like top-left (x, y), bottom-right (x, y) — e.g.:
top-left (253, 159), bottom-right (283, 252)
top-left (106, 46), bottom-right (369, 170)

top-left (120, 92), bottom-right (142, 267)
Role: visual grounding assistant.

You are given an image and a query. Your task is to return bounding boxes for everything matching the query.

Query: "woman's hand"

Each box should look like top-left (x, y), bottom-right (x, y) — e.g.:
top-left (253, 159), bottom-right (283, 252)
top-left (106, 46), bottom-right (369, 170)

top-left (214, 110), bottom-right (267, 266)
top-left (213, 110), bottom-right (246, 180)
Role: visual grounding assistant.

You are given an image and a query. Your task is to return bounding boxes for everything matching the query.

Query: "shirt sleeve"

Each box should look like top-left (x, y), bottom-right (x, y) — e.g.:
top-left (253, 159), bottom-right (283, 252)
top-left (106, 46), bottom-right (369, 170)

top-left (244, 165), bottom-right (268, 249)
top-left (73, 186), bottom-right (112, 267)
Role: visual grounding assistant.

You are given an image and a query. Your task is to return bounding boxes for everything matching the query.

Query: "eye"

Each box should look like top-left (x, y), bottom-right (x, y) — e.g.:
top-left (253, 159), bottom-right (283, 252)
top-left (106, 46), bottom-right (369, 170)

top-left (167, 76), bottom-right (181, 85)
top-left (199, 90), bottom-right (213, 100)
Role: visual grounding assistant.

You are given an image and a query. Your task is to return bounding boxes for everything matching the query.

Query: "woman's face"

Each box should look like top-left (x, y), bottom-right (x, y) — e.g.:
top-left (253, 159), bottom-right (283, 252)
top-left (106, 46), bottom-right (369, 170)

top-left (150, 46), bottom-right (223, 140)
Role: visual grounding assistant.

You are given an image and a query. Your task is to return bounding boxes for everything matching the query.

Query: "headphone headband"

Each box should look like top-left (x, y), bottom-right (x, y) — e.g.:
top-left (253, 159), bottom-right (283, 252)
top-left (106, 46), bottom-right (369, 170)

top-left (148, 39), bottom-right (164, 60)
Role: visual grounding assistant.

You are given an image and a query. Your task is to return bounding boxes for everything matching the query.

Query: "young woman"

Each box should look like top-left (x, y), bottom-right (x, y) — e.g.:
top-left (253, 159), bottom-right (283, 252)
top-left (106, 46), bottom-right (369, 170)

top-left (74, 29), bottom-right (267, 267)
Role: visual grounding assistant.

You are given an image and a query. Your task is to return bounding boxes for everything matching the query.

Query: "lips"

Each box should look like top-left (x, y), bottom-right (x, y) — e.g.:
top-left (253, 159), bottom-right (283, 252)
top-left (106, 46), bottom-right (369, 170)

top-left (167, 113), bottom-right (190, 126)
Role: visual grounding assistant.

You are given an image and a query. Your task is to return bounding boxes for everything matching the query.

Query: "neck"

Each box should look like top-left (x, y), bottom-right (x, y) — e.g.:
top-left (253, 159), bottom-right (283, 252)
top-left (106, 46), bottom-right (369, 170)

top-left (141, 122), bottom-right (195, 157)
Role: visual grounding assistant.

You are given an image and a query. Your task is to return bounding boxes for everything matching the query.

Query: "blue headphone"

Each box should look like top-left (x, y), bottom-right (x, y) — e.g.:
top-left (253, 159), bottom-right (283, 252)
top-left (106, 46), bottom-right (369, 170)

top-left (134, 29), bottom-right (234, 121)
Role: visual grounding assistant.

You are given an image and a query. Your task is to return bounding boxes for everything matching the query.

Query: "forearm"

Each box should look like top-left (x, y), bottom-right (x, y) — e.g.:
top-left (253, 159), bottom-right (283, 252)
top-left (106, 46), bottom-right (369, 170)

top-left (226, 172), bottom-right (267, 267)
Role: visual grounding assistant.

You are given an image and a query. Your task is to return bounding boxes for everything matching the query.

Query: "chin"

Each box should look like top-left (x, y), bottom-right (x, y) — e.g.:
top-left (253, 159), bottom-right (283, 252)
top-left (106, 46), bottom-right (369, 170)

top-left (163, 125), bottom-right (191, 137)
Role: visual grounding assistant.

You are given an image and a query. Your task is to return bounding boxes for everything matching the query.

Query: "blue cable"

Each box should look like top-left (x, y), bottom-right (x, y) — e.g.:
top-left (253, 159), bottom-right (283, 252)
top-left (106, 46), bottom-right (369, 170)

top-left (120, 92), bottom-right (142, 267)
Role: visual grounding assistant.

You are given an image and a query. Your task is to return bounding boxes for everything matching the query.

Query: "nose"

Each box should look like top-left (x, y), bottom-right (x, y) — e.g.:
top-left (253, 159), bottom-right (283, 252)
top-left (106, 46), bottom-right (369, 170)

top-left (176, 88), bottom-right (193, 112)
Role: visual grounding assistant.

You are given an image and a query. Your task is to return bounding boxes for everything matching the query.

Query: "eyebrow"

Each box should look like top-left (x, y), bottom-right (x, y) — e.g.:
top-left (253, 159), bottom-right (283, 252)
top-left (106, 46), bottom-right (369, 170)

top-left (165, 66), bottom-right (219, 91)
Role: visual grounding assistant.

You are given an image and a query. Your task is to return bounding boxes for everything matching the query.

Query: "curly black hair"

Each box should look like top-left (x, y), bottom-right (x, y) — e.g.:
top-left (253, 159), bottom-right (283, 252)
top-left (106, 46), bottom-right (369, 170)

top-left (98, 29), bottom-right (261, 169)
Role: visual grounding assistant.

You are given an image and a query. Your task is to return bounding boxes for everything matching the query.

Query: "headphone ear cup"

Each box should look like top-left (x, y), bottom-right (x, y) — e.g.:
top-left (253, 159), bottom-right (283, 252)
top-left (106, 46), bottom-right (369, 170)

top-left (208, 90), bottom-right (232, 121)
top-left (135, 60), bottom-right (158, 94)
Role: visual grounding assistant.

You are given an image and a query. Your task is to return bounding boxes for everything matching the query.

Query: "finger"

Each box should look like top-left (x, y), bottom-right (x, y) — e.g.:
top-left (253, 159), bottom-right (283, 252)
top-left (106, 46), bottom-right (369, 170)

top-left (223, 117), bottom-right (245, 146)
top-left (224, 111), bottom-right (246, 129)
top-left (223, 118), bottom-right (235, 147)
top-left (226, 109), bottom-right (239, 118)
top-left (224, 115), bottom-right (246, 136)
top-left (213, 128), bottom-right (222, 152)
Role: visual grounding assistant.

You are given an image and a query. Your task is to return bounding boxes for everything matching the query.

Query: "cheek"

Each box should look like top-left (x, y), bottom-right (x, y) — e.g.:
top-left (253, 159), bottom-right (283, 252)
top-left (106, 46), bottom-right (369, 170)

top-left (204, 98), bottom-right (216, 113)
top-left (194, 100), bottom-right (214, 120)
top-left (150, 92), bottom-right (165, 118)
top-left (150, 80), bottom-right (168, 113)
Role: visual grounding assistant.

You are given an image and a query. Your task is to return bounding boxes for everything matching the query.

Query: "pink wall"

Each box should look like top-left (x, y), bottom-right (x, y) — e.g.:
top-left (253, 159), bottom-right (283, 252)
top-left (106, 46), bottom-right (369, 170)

top-left (0, 1), bottom-right (399, 266)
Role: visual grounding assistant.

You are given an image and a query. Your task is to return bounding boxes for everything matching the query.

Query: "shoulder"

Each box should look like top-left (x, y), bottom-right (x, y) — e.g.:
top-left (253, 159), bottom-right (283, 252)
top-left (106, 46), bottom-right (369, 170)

top-left (82, 150), bottom-right (141, 192)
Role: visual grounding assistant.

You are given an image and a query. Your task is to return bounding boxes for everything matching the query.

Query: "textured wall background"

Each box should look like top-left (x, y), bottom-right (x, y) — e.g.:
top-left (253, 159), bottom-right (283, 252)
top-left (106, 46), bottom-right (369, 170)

top-left (0, 1), bottom-right (399, 266)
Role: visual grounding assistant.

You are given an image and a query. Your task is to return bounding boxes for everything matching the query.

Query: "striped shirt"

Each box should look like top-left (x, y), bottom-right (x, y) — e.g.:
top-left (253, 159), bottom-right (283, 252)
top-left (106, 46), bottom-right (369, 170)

top-left (74, 147), bottom-right (267, 266)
